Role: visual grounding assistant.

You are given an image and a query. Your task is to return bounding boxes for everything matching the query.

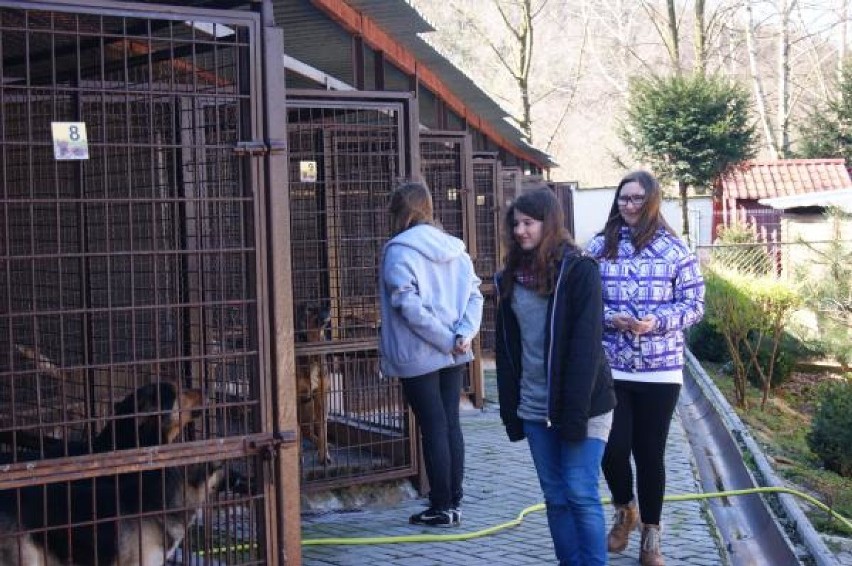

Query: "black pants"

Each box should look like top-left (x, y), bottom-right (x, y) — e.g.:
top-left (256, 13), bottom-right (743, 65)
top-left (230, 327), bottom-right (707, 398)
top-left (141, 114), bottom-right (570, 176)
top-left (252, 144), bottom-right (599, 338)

top-left (401, 364), bottom-right (465, 510)
top-left (602, 380), bottom-right (681, 525)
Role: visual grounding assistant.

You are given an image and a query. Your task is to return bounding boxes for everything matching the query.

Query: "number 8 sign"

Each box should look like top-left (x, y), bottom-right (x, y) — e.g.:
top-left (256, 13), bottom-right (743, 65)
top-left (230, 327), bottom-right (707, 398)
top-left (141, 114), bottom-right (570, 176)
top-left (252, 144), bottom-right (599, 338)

top-left (51, 122), bottom-right (90, 160)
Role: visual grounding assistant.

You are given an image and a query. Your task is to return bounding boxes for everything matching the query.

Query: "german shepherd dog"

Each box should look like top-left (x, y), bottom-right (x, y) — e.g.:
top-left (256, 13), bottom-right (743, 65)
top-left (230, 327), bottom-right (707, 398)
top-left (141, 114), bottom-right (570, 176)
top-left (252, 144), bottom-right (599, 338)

top-left (0, 463), bottom-right (225, 566)
top-left (0, 346), bottom-right (222, 565)
top-left (13, 345), bottom-right (204, 456)
top-left (295, 303), bottom-right (333, 465)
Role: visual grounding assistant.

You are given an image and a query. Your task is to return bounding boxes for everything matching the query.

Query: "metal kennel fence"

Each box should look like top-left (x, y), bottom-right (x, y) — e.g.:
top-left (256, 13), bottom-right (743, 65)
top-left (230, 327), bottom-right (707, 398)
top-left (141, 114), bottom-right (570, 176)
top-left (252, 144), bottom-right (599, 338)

top-left (286, 90), bottom-right (420, 491)
top-left (0, 1), bottom-right (295, 563)
top-left (420, 130), bottom-right (484, 406)
top-left (472, 154), bottom-right (502, 354)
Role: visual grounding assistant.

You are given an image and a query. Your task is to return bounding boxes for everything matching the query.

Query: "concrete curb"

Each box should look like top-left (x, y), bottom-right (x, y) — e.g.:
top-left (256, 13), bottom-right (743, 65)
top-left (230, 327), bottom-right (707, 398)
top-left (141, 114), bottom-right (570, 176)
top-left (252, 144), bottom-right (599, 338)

top-left (686, 350), bottom-right (839, 566)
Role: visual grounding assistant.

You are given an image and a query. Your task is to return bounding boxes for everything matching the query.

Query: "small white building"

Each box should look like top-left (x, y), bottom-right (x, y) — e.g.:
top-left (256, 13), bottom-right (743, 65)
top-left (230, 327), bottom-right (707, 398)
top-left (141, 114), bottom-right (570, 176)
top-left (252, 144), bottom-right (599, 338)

top-left (571, 187), bottom-right (713, 248)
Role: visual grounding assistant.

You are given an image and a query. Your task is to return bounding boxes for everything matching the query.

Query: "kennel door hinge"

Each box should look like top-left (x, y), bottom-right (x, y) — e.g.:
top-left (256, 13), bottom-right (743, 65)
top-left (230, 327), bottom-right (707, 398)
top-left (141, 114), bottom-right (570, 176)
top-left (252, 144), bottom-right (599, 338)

top-left (233, 140), bottom-right (287, 156)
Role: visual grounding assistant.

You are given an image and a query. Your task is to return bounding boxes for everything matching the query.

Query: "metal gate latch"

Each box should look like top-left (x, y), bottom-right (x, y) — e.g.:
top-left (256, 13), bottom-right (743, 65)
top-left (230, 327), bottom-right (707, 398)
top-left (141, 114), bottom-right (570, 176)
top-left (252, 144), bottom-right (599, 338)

top-left (248, 430), bottom-right (297, 460)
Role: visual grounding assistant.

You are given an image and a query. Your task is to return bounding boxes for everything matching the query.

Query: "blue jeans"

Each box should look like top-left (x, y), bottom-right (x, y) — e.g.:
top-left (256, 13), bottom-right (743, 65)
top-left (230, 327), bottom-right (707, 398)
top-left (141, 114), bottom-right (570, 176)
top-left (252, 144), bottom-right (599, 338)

top-left (524, 420), bottom-right (607, 566)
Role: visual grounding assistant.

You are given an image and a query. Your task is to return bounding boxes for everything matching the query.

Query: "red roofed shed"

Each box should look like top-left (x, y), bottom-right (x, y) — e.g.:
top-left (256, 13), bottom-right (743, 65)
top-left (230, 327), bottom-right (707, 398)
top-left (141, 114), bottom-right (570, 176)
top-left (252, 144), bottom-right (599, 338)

top-left (715, 159), bottom-right (852, 240)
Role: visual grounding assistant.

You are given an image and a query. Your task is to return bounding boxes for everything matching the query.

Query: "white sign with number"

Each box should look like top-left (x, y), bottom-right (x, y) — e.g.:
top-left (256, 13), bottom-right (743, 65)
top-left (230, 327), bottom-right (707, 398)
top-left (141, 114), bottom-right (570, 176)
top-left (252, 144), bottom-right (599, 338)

top-left (51, 122), bottom-right (89, 160)
top-left (299, 160), bottom-right (317, 183)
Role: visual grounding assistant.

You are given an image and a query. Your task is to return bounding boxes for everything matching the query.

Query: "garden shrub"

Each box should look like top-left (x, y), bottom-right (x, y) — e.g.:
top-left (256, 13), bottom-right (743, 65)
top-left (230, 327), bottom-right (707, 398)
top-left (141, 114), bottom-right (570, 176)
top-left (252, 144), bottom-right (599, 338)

top-left (741, 331), bottom-right (798, 389)
top-left (704, 265), bottom-right (801, 407)
top-left (807, 377), bottom-right (852, 478)
top-left (688, 318), bottom-right (730, 363)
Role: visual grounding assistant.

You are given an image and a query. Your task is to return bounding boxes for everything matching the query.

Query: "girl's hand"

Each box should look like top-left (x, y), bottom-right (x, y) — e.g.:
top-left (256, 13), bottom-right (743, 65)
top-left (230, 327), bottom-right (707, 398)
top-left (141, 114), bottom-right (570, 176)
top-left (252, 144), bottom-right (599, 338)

top-left (629, 315), bottom-right (658, 335)
top-left (453, 334), bottom-right (472, 354)
top-left (612, 313), bottom-right (635, 332)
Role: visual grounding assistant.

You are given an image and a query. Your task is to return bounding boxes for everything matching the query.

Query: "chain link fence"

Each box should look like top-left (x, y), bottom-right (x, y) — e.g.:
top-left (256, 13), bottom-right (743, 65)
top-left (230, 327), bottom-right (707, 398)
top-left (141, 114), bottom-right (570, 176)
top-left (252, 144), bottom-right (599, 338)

top-left (695, 239), bottom-right (852, 282)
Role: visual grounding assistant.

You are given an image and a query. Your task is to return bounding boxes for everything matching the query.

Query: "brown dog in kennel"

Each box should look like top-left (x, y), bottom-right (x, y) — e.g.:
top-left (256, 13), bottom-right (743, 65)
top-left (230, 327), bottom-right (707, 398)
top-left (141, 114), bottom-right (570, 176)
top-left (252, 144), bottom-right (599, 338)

top-left (14, 344), bottom-right (204, 456)
top-left (295, 302), bottom-right (333, 465)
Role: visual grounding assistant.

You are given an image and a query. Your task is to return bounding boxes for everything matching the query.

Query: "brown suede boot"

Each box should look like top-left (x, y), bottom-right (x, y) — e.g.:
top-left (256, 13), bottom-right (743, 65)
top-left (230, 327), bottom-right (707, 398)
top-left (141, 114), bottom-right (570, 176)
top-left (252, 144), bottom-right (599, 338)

top-left (640, 524), bottom-right (665, 566)
top-left (607, 500), bottom-right (639, 552)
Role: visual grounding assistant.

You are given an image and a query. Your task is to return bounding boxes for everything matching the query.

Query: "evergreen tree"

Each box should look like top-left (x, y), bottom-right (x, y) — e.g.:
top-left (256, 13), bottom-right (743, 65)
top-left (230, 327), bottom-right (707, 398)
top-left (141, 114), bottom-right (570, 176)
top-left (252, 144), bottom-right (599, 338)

top-left (621, 73), bottom-right (758, 244)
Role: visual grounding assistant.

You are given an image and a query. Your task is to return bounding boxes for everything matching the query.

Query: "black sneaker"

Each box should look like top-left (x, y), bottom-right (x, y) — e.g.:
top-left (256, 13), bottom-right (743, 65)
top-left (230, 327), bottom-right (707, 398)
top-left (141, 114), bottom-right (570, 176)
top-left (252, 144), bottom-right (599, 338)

top-left (450, 507), bottom-right (462, 526)
top-left (409, 507), bottom-right (454, 527)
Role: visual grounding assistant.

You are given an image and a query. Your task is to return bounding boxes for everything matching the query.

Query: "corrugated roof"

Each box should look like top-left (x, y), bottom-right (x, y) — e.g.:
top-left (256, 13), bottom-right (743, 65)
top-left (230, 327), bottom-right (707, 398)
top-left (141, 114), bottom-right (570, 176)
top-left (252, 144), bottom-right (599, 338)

top-left (758, 188), bottom-right (852, 212)
top-left (404, 34), bottom-right (555, 167)
top-left (274, 0), bottom-right (555, 169)
top-left (345, 0), bottom-right (434, 34)
top-left (720, 159), bottom-right (852, 200)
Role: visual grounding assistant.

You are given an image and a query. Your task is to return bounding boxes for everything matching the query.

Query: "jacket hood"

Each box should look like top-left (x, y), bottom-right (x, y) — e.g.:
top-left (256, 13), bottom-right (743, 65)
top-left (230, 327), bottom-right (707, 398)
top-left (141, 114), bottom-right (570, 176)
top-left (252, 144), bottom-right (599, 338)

top-left (387, 224), bottom-right (466, 262)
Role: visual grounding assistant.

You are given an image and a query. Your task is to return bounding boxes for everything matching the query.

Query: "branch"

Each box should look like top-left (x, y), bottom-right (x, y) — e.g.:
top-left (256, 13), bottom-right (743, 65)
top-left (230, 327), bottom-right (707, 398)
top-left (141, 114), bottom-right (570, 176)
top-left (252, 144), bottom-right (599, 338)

top-left (544, 14), bottom-right (588, 152)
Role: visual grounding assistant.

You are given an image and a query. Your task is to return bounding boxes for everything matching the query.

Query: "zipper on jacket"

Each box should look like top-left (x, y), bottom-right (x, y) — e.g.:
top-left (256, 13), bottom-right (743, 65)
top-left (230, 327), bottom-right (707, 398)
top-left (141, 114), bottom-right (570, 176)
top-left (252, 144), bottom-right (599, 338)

top-left (546, 256), bottom-right (570, 428)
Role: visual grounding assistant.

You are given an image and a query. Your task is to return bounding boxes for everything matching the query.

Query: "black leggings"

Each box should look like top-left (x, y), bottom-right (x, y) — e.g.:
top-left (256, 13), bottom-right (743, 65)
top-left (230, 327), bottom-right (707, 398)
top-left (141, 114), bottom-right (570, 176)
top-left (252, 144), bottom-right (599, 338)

top-left (401, 364), bottom-right (465, 510)
top-left (602, 380), bottom-right (681, 525)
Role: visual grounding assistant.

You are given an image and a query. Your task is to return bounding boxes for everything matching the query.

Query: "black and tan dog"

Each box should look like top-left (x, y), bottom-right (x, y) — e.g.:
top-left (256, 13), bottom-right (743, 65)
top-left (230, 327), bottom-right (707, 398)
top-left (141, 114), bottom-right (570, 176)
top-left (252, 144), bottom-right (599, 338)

top-left (91, 381), bottom-right (204, 453)
top-left (0, 463), bottom-right (225, 566)
top-left (295, 303), bottom-right (333, 465)
top-left (14, 344), bottom-right (204, 456)
top-left (0, 348), bottom-right (216, 564)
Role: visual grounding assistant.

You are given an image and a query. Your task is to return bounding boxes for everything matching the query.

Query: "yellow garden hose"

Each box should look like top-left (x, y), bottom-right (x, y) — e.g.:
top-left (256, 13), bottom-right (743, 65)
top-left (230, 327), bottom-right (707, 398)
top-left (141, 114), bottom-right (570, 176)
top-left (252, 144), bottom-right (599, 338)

top-left (195, 486), bottom-right (851, 555)
top-left (299, 486), bottom-right (852, 546)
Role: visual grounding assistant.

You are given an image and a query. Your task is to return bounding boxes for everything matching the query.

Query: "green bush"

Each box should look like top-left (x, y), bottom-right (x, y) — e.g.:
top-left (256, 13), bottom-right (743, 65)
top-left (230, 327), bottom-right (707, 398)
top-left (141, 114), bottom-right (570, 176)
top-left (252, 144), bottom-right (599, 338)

top-left (688, 319), bottom-right (730, 363)
top-left (807, 377), bottom-right (852, 478)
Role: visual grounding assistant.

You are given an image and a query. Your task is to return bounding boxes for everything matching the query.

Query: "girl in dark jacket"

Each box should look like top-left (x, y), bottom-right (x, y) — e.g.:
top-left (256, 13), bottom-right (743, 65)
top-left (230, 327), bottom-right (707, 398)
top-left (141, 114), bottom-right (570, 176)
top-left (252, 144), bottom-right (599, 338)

top-left (496, 187), bottom-right (616, 566)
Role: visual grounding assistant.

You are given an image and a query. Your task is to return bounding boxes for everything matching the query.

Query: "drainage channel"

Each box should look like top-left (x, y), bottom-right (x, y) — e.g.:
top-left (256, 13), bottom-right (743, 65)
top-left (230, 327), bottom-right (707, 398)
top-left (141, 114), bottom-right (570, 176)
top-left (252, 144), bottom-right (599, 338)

top-left (679, 352), bottom-right (834, 566)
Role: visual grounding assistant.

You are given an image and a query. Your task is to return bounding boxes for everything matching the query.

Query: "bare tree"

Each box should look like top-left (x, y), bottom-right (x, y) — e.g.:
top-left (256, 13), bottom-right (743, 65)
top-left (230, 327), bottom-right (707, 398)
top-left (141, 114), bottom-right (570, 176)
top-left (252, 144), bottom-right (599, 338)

top-left (411, 0), bottom-right (852, 184)
top-left (696, 0), bottom-right (708, 73)
top-left (437, 0), bottom-right (551, 143)
top-left (776, 0), bottom-right (797, 155)
top-left (640, 0), bottom-right (683, 73)
top-left (744, 0), bottom-right (780, 157)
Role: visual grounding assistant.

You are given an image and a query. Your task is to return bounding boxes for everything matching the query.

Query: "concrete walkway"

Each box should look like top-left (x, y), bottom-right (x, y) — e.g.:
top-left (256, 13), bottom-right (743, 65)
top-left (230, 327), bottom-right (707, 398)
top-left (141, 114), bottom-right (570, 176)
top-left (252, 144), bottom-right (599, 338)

top-left (301, 391), bottom-right (725, 565)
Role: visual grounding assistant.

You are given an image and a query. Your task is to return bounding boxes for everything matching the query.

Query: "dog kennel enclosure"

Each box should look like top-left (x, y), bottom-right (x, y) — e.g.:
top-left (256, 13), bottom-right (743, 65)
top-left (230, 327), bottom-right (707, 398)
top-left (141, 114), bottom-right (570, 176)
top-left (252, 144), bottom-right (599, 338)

top-left (0, 0), bottom-right (298, 563)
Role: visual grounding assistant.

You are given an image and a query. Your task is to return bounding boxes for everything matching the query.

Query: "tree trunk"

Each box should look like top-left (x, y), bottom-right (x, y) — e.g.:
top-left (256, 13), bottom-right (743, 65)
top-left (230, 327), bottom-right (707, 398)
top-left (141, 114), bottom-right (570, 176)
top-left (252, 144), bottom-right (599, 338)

top-left (777, 0), bottom-right (795, 157)
top-left (694, 0), bottom-right (706, 75)
top-left (745, 0), bottom-right (779, 158)
top-left (679, 180), bottom-right (692, 248)
top-left (840, 0), bottom-right (848, 100)
top-left (667, 0), bottom-right (681, 73)
top-left (520, 0), bottom-right (534, 142)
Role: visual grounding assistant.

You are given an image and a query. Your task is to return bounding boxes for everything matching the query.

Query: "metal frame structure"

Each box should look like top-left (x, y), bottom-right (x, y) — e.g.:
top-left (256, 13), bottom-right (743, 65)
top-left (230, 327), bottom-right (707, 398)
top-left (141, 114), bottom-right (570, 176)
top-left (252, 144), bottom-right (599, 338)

top-left (285, 89), bottom-right (421, 491)
top-left (471, 153), bottom-right (503, 354)
top-left (420, 130), bottom-right (484, 406)
top-left (0, 0), bottom-right (299, 563)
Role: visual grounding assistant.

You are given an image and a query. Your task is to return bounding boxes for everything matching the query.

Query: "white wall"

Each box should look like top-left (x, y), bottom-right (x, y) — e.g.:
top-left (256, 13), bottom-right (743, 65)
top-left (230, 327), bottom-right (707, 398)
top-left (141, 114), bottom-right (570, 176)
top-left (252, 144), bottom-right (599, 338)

top-left (571, 187), bottom-right (713, 248)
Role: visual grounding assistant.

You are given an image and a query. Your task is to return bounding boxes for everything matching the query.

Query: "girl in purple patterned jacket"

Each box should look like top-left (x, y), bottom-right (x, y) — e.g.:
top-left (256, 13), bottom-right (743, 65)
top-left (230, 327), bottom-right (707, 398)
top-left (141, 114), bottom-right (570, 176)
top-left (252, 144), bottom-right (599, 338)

top-left (586, 170), bottom-right (704, 566)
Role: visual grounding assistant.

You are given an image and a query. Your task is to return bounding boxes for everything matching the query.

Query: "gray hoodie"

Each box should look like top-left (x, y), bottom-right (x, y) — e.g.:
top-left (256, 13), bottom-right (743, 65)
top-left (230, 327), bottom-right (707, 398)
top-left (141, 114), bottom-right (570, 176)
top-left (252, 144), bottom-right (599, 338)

top-left (379, 224), bottom-right (484, 378)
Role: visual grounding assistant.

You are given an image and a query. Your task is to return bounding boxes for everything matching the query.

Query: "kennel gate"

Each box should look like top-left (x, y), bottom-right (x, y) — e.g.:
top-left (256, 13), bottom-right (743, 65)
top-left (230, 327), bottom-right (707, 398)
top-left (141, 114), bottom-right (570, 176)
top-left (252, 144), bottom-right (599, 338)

top-left (501, 166), bottom-right (522, 209)
top-left (419, 130), bottom-right (484, 407)
top-left (285, 90), bottom-right (421, 491)
top-left (0, 1), bottom-right (296, 563)
top-left (471, 154), bottom-right (503, 354)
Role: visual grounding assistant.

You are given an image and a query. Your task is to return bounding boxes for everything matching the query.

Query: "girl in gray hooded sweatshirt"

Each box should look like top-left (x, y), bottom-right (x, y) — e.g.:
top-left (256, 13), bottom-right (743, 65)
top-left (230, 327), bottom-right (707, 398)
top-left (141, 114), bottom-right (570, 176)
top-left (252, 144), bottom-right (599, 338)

top-left (379, 182), bottom-right (484, 528)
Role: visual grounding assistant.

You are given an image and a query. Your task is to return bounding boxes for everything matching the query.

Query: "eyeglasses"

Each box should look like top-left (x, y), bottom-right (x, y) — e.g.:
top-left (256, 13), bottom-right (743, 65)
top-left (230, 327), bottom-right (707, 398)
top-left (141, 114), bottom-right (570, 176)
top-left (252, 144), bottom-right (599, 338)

top-left (617, 195), bottom-right (646, 207)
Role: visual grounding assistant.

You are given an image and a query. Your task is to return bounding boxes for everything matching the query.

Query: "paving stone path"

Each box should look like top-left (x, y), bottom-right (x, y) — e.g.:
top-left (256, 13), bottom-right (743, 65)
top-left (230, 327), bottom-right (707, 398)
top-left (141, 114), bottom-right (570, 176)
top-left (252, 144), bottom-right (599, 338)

top-left (302, 401), bottom-right (725, 566)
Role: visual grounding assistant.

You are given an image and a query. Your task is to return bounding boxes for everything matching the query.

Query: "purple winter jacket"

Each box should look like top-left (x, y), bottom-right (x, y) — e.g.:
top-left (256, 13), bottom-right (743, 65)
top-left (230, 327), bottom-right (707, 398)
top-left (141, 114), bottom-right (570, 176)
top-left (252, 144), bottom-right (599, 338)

top-left (586, 227), bottom-right (705, 374)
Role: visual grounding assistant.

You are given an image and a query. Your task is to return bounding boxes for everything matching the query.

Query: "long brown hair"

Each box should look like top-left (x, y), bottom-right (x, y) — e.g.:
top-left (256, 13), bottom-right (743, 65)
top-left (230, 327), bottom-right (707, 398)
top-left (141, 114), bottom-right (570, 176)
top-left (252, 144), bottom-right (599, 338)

top-left (501, 187), bottom-right (578, 297)
top-left (388, 181), bottom-right (437, 236)
top-left (599, 170), bottom-right (675, 259)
